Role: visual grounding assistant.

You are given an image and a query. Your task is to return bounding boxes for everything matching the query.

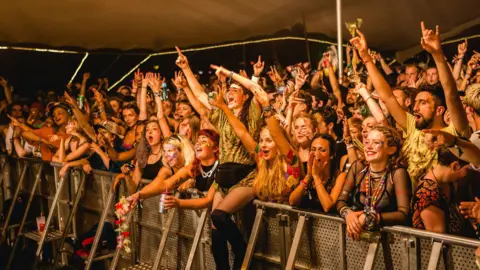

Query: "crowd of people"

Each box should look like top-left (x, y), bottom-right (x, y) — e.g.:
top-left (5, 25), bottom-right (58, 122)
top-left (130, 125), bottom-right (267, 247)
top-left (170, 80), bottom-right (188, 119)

top-left (1, 22), bottom-right (480, 269)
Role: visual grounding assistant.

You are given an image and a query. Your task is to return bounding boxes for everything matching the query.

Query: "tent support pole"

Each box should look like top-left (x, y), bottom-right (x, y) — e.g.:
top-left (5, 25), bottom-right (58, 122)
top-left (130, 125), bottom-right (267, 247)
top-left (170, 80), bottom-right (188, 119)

top-left (336, 0), bottom-right (343, 83)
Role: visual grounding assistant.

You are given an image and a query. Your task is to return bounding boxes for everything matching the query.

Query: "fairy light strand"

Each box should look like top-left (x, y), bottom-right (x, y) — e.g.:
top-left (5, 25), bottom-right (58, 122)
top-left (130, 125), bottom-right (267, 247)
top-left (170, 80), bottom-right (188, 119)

top-left (108, 55), bottom-right (152, 91)
top-left (69, 53), bottom-right (89, 83)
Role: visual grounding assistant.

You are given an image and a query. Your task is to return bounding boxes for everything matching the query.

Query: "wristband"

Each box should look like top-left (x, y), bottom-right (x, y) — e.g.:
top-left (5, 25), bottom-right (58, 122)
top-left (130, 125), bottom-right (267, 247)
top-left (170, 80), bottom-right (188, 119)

top-left (339, 206), bottom-right (352, 219)
top-left (153, 92), bottom-right (162, 98)
top-left (227, 71), bottom-right (234, 85)
top-left (262, 105), bottom-right (274, 118)
top-left (364, 95), bottom-right (373, 102)
top-left (251, 75), bottom-right (260, 84)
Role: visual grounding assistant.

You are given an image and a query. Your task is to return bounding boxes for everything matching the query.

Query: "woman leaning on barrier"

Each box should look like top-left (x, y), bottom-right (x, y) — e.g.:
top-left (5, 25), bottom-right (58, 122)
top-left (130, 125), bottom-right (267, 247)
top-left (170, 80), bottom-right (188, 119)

top-left (126, 134), bottom-right (195, 200)
top-left (336, 126), bottom-right (412, 240)
top-left (289, 134), bottom-right (346, 212)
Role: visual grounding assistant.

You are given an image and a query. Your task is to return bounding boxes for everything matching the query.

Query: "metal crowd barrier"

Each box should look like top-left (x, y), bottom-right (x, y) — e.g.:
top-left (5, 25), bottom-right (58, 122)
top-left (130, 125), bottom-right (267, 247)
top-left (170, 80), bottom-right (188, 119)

top-left (1, 155), bottom-right (480, 270)
top-left (243, 200), bottom-right (480, 270)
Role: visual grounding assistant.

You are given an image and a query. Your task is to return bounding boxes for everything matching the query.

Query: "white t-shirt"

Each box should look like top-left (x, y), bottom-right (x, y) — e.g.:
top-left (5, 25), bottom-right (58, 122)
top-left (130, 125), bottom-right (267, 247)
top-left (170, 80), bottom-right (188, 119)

top-left (469, 130), bottom-right (480, 171)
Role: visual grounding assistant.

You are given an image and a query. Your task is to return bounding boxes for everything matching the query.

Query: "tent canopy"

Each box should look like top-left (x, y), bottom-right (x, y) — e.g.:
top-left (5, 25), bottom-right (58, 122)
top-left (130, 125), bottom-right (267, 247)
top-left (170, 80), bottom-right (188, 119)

top-left (1, 0), bottom-right (479, 58)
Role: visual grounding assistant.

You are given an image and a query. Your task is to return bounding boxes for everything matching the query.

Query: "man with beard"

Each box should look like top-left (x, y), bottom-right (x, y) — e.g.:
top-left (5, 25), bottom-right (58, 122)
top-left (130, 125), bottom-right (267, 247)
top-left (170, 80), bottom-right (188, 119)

top-left (350, 23), bottom-right (471, 188)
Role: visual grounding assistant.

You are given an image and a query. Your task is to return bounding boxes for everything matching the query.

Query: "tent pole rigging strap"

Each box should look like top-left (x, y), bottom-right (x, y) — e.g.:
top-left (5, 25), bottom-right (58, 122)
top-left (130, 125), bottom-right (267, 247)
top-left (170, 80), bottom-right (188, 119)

top-left (336, 0), bottom-right (343, 84)
top-left (69, 53), bottom-right (89, 84)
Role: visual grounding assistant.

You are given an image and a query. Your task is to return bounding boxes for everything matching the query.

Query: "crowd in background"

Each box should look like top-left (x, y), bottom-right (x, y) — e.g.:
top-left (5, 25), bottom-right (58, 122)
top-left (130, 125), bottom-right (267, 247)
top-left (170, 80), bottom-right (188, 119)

top-left (1, 22), bottom-right (480, 269)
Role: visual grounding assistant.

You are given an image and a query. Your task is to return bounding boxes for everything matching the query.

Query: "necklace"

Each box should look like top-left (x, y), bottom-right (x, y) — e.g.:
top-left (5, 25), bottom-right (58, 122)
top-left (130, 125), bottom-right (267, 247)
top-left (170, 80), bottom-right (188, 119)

top-left (200, 160), bottom-right (219, 178)
top-left (151, 148), bottom-right (161, 155)
top-left (365, 167), bottom-right (388, 211)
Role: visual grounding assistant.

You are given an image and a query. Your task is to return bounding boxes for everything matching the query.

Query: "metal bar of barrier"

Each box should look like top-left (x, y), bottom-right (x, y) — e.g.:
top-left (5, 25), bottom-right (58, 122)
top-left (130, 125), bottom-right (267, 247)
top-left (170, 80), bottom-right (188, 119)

top-left (277, 213), bottom-right (287, 268)
top-left (35, 173), bottom-right (67, 258)
top-left (339, 223), bottom-right (347, 270)
top-left (6, 163), bottom-right (44, 269)
top-left (185, 208), bottom-right (208, 270)
top-left (152, 192), bottom-right (181, 270)
top-left (427, 242), bottom-right (443, 270)
top-left (110, 209), bottom-right (135, 269)
top-left (1, 161), bottom-right (28, 241)
top-left (53, 171), bottom-right (87, 266)
top-left (382, 226), bottom-right (480, 248)
top-left (85, 185), bottom-right (115, 269)
top-left (242, 207), bottom-right (264, 270)
top-left (286, 215), bottom-right (307, 270)
top-left (363, 235), bottom-right (381, 270)
top-left (0, 157), bottom-right (8, 196)
top-left (253, 200), bottom-right (345, 223)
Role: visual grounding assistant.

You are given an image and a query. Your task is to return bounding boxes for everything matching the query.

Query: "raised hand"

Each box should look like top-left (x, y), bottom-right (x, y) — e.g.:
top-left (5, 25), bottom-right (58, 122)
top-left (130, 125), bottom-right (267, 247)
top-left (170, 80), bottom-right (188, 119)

top-left (458, 39), bottom-right (468, 57)
top-left (171, 71), bottom-right (188, 90)
top-left (252, 55), bottom-right (265, 77)
top-left (207, 90), bottom-right (226, 109)
top-left (0, 76), bottom-right (8, 87)
top-left (83, 72), bottom-right (90, 81)
top-left (267, 66), bottom-right (286, 85)
top-left (251, 84), bottom-right (269, 108)
top-left (91, 88), bottom-right (104, 105)
top-left (7, 115), bottom-right (21, 127)
top-left (294, 70), bottom-right (308, 91)
top-left (354, 83), bottom-right (369, 99)
top-left (420, 21), bottom-right (442, 55)
top-left (350, 30), bottom-right (369, 60)
top-left (175, 46), bottom-right (190, 70)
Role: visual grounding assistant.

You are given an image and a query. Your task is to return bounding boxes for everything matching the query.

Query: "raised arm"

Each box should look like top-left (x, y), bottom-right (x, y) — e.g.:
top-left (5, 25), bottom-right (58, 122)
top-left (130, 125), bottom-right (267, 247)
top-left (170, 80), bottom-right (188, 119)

top-left (208, 88), bottom-right (257, 155)
top-left (175, 47), bottom-right (211, 110)
top-left (149, 73), bottom-right (173, 137)
top-left (80, 72), bottom-right (90, 98)
top-left (420, 22), bottom-right (470, 137)
top-left (172, 70), bottom-right (209, 118)
top-left (138, 73), bottom-right (149, 121)
top-left (64, 92), bottom-right (97, 142)
top-left (0, 76), bottom-right (12, 104)
top-left (355, 83), bottom-right (387, 126)
top-left (424, 129), bottom-right (480, 167)
top-left (378, 54), bottom-right (393, 75)
top-left (326, 59), bottom-right (344, 108)
top-left (251, 81), bottom-right (294, 156)
top-left (453, 40), bottom-right (467, 81)
top-left (350, 30), bottom-right (407, 129)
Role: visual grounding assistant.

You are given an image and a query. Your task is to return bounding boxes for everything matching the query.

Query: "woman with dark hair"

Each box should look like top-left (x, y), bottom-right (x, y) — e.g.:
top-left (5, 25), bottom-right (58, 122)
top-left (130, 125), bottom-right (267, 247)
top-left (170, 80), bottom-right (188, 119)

top-left (289, 134), bottom-right (347, 212)
top-left (121, 103), bottom-right (143, 150)
top-left (336, 126), bottom-right (412, 240)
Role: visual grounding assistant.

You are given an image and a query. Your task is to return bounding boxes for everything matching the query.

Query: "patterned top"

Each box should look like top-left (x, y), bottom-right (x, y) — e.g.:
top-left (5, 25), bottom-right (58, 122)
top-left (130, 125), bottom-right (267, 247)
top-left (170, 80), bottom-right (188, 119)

top-left (411, 179), bottom-right (462, 235)
top-left (402, 113), bottom-right (458, 188)
top-left (209, 99), bottom-right (262, 164)
top-left (209, 99), bottom-right (262, 195)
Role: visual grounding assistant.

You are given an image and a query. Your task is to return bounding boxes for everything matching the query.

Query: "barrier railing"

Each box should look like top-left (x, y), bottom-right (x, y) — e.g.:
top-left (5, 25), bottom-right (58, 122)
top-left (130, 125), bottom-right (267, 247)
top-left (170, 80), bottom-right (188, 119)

top-left (1, 155), bottom-right (479, 270)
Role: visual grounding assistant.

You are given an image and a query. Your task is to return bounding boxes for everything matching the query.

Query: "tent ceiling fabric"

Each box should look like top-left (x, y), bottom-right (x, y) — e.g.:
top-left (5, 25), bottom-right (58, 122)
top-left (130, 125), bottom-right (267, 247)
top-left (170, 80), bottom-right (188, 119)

top-left (0, 0), bottom-right (479, 55)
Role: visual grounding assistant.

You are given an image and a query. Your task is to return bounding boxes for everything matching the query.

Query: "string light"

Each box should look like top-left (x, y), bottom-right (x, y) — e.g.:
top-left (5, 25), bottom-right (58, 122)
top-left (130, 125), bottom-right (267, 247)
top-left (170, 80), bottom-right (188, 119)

top-left (69, 53), bottom-right (89, 83)
top-left (0, 46), bottom-right (81, 54)
top-left (108, 55), bottom-right (152, 91)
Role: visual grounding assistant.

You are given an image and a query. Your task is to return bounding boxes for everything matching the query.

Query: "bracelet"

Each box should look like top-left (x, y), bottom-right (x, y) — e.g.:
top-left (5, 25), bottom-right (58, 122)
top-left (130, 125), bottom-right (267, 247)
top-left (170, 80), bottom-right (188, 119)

top-left (262, 104), bottom-right (274, 118)
top-left (364, 95), bottom-right (373, 102)
top-left (227, 71), bottom-right (234, 85)
top-left (300, 180), bottom-right (308, 190)
top-left (339, 206), bottom-right (352, 218)
top-left (153, 92), bottom-right (162, 98)
top-left (346, 144), bottom-right (355, 149)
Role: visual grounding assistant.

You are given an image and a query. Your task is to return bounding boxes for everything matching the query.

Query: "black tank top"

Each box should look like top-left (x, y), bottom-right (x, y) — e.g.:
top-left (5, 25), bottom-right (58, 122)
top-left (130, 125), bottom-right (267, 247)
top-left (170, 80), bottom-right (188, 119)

top-left (195, 163), bottom-right (218, 192)
top-left (142, 158), bottom-right (163, 180)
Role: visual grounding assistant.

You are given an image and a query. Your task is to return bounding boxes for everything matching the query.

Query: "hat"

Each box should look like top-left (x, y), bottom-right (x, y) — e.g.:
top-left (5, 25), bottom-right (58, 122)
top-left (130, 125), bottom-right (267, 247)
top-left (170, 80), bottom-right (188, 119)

top-left (94, 120), bottom-right (124, 139)
top-left (46, 102), bottom-right (72, 116)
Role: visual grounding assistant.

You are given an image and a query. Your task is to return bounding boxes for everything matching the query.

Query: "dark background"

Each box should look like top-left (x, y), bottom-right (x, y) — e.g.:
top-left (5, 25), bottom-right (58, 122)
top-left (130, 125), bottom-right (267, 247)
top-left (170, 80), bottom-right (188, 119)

top-left (0, 25), bottom-right (478, 101)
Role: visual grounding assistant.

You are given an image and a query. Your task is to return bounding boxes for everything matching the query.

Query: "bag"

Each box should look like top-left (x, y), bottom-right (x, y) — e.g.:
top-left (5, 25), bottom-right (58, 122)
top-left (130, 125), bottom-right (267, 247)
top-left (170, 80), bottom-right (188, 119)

top-left (215, 162), bottom-right (256, 189)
